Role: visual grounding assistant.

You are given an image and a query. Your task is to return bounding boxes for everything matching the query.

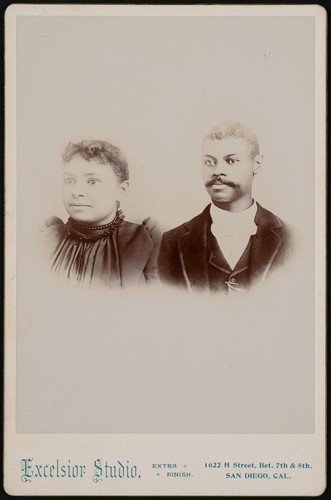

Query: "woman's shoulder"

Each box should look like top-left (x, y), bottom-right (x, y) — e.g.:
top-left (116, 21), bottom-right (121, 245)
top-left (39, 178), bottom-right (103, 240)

top-left (42, 215), bottom-right (65, 228)
top-left (126, 216), bottom-right (160, 234)
top-left (41, 215), bottom-right (66, 233)
top-left (40, 216), bottom-right (67, 247)
top-left (121, 216), bottom-right (162, 245)
top-left (141, 216), bottom-right (159, 232)
top-left (142, 217), bottom-right (162, 245)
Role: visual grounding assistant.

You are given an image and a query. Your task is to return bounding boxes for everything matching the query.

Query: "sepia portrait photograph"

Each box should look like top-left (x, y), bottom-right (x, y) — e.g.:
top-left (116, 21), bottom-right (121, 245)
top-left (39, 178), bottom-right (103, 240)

top-left (4, 3), bottom-right (326, 496)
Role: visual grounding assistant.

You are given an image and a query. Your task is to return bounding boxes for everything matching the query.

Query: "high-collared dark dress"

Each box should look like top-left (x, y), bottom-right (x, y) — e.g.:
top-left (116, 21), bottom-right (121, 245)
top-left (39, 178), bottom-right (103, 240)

top-left (44, 213), bottom-right (161, 288)
top-left (158, 203), bottom-right (294, 293)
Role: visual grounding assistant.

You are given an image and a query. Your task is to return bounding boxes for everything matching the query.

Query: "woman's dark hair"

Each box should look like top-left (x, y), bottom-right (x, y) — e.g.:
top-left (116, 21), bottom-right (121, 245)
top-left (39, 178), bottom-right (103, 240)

top-left (62, 140), bottom-right (129, 183)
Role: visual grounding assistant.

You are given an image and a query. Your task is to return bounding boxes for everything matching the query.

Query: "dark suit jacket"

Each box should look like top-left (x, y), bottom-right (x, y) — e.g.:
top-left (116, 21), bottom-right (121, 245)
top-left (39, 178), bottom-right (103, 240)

top-left (158, 203), bottom-right (294, 293)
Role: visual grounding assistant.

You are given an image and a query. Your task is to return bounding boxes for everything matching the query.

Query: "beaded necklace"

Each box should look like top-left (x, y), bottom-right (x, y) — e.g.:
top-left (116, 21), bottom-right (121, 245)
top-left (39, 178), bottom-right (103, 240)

top-left (65, 209), bottom-right (125, 241)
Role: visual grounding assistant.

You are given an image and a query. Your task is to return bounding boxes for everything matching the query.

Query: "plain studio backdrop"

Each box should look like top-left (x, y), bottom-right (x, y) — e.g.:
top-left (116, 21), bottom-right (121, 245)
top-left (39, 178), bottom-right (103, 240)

top-left (15, 14), bottom-right (315, 433)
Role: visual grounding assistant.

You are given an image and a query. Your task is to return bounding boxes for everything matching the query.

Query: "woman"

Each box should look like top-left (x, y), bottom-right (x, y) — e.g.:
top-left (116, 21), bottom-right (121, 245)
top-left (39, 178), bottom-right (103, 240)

top-left (43, 140), bottom-right (160, 288)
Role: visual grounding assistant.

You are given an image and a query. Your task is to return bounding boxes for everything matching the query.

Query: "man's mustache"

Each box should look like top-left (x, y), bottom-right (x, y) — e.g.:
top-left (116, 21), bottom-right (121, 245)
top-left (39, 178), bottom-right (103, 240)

top-left (205, 176), bottom-right (239, 189)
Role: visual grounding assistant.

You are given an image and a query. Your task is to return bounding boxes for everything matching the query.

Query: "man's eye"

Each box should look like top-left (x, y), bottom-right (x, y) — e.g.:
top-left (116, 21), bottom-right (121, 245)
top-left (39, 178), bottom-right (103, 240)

top-left (204, 159), bottom-right (216, 166)
top-left (226, 158), bottom-right (239, 165)
top-left (64, 178), bottom-right (74, 184)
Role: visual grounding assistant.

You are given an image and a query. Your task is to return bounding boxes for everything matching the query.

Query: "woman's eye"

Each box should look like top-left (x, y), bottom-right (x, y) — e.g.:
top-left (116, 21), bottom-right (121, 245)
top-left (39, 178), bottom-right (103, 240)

top-left (64, 178), bottom-right (74, 184)
top-left (87, 178), bottom-right (99, 185)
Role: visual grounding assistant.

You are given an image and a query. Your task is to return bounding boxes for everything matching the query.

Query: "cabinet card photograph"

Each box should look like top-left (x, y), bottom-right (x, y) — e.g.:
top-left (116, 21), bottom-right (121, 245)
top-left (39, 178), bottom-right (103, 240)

top-left (4, 3), bottom-right (326, 496)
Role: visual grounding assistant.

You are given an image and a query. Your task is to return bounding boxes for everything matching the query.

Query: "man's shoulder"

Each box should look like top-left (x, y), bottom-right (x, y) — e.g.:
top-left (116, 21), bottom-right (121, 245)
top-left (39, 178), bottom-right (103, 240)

top-left (256, 203), bottom-right (295, 251)
top-left (257, 203), bottom-right (292, 230)
top-left (162, 205), bottom-right (211, 240)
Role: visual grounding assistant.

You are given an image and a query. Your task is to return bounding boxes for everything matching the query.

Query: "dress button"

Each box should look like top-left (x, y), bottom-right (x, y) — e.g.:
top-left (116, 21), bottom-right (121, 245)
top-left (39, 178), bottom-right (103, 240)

top-left (230, 277), bottom-right (237, 283)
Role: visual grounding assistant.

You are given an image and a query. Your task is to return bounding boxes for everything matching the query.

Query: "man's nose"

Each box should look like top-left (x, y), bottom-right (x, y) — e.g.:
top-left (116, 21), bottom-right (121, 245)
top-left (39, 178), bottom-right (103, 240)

top-left (213, 161), bottom-right (228, 176)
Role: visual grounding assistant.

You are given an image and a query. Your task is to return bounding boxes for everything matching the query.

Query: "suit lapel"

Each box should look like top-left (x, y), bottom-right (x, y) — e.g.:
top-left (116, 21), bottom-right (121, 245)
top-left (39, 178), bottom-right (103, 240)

top-left (248, 204), bottom-right (282, 284)
top-left (208, 239), bottom-right (232, 274)
top-left (178, 206), bottom-right (211, 290)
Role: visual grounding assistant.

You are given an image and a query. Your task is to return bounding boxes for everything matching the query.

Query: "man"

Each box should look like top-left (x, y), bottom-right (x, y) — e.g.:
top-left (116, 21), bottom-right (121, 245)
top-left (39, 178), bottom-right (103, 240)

top-left (158, 121), bottom-right (293, 293)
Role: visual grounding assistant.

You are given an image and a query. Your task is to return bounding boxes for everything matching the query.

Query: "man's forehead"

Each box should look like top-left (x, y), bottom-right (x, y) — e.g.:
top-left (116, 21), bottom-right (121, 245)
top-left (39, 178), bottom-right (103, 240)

top-left (202, 137), bottom-right (251, 157)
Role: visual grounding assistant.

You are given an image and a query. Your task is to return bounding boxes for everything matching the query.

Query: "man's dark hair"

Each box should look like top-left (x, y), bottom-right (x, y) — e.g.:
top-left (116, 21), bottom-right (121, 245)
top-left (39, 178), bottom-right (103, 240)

top-left (62, 140), bottom-right (129, 183)
top-left (204, 121), bottom-right (260, 160)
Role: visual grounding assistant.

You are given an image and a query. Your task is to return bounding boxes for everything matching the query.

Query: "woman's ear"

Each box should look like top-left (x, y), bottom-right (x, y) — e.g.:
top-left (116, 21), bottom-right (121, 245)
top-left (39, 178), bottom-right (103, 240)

top-left (116, 180), bottom-right (129, 202)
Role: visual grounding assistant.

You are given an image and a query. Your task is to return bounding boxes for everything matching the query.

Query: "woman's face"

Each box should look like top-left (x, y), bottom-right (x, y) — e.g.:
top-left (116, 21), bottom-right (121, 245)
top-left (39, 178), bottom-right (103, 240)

top-left (62, 157), bottom-right (128, 225)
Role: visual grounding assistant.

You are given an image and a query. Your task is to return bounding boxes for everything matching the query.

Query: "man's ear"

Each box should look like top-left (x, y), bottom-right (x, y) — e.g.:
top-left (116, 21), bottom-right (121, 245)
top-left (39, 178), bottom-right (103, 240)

top-left (253, 154), bottom-right (263, 175)
top-left (116, 180), bottom-right (129, 202)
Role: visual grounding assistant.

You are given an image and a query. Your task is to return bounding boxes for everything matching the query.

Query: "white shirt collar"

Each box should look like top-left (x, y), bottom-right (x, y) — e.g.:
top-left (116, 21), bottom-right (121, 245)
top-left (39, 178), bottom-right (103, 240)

top-left (210, 201), bottom-right (257, 235)
top-left (209, 201), bottom-right (258, 270)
